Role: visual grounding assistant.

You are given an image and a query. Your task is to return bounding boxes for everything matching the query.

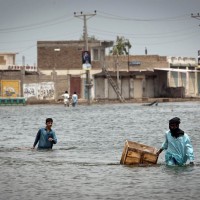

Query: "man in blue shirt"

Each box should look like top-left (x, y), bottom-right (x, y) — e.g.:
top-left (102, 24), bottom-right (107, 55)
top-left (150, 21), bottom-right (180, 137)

top-left (72, 92), bottom-right (78, 107)
top-left (157, 117), bottom-right (194, 166)
top-left (32, 118), bottom-right (57, 149)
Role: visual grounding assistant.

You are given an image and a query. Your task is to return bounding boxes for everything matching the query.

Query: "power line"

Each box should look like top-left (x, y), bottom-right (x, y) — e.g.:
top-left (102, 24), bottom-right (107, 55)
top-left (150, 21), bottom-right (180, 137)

top-left (97, 10), bottom-right (190, 22)
top-left (0, 16), bottom-right (74, 33)
top-left (0, 30), bottom-right (81, 44)
top-left (89, 26), bottom-right (199, 39)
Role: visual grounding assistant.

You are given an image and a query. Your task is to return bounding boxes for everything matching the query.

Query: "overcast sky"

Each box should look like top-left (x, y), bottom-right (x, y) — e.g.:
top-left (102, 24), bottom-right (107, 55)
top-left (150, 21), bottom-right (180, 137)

top-left (0, 0), bottom-right (200, 65)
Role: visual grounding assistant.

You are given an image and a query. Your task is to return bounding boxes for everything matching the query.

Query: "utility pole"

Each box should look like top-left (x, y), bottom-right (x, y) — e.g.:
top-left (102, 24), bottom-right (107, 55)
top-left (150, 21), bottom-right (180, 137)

top-left (22, 55), bottom-right (25, 66)
top-left (74, 11), bottom-right (96, 105)
top-left (191, 13), bottom-right (200, 66)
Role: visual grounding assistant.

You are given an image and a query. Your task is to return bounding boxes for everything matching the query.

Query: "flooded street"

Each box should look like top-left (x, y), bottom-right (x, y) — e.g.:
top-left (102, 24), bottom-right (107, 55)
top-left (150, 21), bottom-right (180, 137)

top-left (0, 102), bottom-right (200, 200)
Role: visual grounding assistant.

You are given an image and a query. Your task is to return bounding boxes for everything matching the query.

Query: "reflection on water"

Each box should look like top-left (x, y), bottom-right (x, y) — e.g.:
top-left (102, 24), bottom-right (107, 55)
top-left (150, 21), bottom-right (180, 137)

top-left (0, 102), bottom-right (200, 200)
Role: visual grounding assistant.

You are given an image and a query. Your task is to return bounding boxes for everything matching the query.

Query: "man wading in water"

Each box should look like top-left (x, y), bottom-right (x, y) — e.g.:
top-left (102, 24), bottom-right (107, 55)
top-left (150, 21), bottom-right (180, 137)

top-left (157, 117), bottom-right (194, 166)
top-left (61, 91), bottom-right (70, 107)
top-left (32, 118), bottom-right (57, 149)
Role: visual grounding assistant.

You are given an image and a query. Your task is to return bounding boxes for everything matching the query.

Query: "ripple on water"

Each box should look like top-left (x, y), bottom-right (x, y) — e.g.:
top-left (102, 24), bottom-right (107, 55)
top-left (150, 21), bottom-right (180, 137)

top-left (0, 102), bottom-right (200, 199)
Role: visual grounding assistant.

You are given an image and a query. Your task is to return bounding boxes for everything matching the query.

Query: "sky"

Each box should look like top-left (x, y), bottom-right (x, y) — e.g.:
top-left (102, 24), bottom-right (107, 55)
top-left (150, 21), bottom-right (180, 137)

top-left (0, 0), bottom-right (200, 66)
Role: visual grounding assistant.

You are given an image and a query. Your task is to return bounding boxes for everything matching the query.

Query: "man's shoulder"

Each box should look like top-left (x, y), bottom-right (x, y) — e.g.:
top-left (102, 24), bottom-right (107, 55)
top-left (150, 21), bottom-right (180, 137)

top-left (50, 129), bottom-right (56, 134)
top-left (40, 127), bottom-right (46, 131)
top-left (165, 130), bottom-right (170, 135)
top-left (183, 133), bottom-right (190, 138)
top-left (165, 131), bottom-right (172, 139)
top-left (37, 127), bottom-right (45, 134)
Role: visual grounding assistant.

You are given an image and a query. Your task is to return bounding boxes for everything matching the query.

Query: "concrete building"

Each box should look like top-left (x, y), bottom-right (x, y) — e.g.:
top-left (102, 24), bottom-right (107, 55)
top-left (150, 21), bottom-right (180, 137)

top-left (0, 52), bottom-right (37, 71)
top-left (166, 56), bottom-right (200, 96)
top-left (0, 53), bottom-right (38, 99)
top-left (94, 55), bottom-right (169, 100)
top-left (37, 40), bottom-right (113, 101)
top-left (0, 42), bottom-right (200, 102)
top-left (0, 53), bottom-right (17, 68)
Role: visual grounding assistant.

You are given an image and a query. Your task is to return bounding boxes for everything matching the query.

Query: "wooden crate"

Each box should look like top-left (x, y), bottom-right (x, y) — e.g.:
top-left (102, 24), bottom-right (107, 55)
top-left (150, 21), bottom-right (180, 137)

top-left (120, 140), bottom-right (158, 165)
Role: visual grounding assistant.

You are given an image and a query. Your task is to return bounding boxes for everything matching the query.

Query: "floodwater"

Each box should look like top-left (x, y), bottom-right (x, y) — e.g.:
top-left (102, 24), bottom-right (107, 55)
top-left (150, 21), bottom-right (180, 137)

top-left (0, 102), bottom-right (200, 200)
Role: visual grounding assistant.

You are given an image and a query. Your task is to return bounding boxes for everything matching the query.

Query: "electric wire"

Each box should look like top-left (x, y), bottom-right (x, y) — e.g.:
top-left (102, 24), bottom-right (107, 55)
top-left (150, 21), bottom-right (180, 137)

top-left (0, 10), bottom-right (199, 65)
top-left (0, 16), bottom-right (74, 33)
top-left (96, 10), bottom-right (190, 22)
top-left (89, 25), bottom-right (199, 38)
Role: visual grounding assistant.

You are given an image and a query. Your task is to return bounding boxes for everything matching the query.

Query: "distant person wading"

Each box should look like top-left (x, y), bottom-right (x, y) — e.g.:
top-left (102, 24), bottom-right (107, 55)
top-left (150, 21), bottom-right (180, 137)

top-left (61, 91), bottom-right (70, 107)
top-left (72, 92), bottom-right (78, 107)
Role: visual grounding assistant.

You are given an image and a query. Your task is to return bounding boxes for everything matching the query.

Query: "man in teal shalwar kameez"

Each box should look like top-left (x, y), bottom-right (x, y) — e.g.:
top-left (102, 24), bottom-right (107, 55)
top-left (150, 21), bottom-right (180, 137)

top-left (157, 117), bottom-right (194, 166)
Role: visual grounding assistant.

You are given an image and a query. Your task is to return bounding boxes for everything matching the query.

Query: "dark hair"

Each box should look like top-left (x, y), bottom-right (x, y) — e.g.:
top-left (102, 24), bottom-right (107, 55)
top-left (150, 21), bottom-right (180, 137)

top-left (46, 118), bottom-right (53, 123)
top-left (65, 91), bottom-right (68, 93)
top-left (169, 117), bottom-right (180, 125)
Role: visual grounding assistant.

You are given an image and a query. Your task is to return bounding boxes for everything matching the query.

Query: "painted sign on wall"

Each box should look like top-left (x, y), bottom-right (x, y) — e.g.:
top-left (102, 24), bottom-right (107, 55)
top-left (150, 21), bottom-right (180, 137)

top-left (23, 82), bottom-right (55, 100)
top-left (1, 80), bottom-right (20, 97)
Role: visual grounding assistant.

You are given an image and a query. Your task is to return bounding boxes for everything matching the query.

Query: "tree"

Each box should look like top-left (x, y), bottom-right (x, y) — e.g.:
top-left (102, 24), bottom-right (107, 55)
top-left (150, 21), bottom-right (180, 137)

top-left (110, 36), bottom-right (132, 55)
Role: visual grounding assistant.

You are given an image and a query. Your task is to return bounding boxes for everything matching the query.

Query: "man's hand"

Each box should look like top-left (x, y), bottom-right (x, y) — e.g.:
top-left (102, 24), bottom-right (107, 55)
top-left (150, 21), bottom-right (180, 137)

top-left (156, 149), bottom-right (163, 156)
top-left (48, 137), bottom-right (54, 142)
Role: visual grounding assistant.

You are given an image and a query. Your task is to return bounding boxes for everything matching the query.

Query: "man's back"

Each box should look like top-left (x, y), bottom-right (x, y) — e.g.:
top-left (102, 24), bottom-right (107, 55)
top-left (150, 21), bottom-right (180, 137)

top-left (72, 94), bottom-right (78, 102)
top-left (63, 93), bottom-right (69, 99)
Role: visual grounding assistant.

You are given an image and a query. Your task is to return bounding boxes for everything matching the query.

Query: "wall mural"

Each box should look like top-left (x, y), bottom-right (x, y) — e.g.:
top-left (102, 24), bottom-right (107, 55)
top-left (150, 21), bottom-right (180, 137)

top-left (1, 80), bottom-right (20, 97)
top-left (23, 82), bottom-right (55, 100)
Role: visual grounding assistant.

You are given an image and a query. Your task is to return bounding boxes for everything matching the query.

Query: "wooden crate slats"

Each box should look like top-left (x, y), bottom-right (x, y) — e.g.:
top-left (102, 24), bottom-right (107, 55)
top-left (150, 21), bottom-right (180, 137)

top-left (120, 140), bottom-right (158, 165)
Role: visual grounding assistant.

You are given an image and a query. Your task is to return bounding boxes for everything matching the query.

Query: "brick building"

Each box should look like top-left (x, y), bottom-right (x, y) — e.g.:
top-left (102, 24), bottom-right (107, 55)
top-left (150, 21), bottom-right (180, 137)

top-left (37, 40), bottom-right (113, 100)
top-left (0, 42), bottom-right (199, 102)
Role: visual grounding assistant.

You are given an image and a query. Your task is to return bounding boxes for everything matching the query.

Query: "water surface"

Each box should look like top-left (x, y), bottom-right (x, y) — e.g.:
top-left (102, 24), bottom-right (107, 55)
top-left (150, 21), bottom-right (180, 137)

top-left (0, 102), bottom-right (200, 200)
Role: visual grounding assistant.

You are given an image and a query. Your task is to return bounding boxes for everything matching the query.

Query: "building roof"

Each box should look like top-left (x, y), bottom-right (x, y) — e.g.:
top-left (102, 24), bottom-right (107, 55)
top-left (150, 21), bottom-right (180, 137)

top-left (0, 52), bottom-right (18, 55)
top-left (154, 68), bottom-right (199, 72)
top-left (37, 40), bottom-right (114, 48)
